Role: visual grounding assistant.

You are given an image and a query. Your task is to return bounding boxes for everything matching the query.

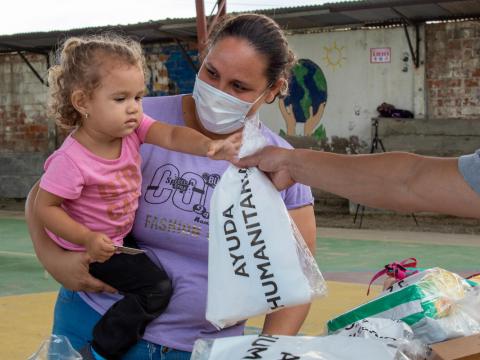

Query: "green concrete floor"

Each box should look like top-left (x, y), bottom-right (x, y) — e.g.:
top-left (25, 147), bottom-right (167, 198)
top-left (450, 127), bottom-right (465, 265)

top-left (1, 217), bottom-right (479, 296)
top-left (318, 237), bottom-right (479, 272)
top-left (0, 218), bottom-right (58, 296)
top-left (1, 215), bottom-right (479, 359)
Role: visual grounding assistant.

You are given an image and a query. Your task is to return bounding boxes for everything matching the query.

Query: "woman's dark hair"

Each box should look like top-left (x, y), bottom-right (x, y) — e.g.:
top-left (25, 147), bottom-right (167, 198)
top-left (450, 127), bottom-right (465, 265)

top-left (207, 14), bottom-right (296, 97)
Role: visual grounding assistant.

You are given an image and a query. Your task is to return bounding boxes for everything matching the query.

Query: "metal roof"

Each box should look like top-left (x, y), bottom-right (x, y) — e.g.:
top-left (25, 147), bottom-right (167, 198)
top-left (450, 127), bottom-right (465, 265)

top-left (1, 0), bottom-right (479, 54)
top-left (0, 17), bottom-right (199, 55)
top-left (260, 0), bottom-right (480, 30)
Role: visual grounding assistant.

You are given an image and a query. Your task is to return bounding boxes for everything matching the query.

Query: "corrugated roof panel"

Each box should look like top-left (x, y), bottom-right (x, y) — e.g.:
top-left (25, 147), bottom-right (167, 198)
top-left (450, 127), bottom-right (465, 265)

top-left (395, 4), bottom-right (453, 18)
top-left (279, 16), bottom-right (321, 29)
top-left (1, 1), bottom-right (479, 53)
top-left (439, 0), bottom-right (480, 14)
top-left (278, 13), bottom-right (360, 28)
top-left (0, 17), bottom-right (196, 39)
top-left (341, 8), bottom-right (400, 22)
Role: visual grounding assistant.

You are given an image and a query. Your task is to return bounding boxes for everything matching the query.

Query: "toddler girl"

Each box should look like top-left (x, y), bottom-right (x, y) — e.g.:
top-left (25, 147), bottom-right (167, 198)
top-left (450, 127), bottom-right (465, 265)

top-left (34, 34), bottom-right (240, 360)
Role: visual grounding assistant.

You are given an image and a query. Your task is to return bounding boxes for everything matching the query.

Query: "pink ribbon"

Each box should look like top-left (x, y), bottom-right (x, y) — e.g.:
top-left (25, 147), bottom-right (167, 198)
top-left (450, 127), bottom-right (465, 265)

top-left (367, 257), bottom-right (418, 295)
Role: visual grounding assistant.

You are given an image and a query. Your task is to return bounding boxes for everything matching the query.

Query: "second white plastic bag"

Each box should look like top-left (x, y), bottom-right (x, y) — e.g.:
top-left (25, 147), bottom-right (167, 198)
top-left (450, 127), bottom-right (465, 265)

top-left (206, 117), bottom-right (326, 329)
top-left (191, 334), bottom-right (413, 360)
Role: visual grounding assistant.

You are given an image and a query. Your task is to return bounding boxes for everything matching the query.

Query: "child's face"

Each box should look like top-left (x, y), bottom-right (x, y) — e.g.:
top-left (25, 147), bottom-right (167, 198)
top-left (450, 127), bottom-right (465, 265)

top-left (83, 62), bottom-right (145, 139)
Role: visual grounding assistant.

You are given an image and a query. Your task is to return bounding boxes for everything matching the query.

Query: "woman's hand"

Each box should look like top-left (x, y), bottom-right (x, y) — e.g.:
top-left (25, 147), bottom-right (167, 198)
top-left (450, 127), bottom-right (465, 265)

top-left (206, 131), bottom-right (243, 161)
top-left (53, 250), bottom-right (117, 293)
top-left (25, 181), bottom-right (116, 293)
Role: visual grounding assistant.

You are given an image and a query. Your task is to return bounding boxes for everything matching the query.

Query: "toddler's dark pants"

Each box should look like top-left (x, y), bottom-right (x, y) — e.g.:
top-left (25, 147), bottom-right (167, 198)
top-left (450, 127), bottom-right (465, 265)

top-left (88, 238), bottom-right (172, 360)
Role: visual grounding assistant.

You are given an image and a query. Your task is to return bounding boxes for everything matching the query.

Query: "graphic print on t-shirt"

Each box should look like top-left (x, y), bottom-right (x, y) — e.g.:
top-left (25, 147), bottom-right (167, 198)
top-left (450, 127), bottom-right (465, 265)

top-left (143, 163), bottom-right (221, 237)
top-left (97, 163), bottom-right (141, 236)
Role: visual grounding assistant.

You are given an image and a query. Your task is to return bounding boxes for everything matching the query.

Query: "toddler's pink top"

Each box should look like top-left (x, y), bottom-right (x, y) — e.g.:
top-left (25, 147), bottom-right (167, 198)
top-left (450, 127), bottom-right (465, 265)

top-left (39, 115), bottom-right (155, 250)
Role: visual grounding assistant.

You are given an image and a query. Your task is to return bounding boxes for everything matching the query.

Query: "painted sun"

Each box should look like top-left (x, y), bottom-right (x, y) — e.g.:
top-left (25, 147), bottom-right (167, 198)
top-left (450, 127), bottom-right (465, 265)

top-left (323, 41), bottom-right (347, 70)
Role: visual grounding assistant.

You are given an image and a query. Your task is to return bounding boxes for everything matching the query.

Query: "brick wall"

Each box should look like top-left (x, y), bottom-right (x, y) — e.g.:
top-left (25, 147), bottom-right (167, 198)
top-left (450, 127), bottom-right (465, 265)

top-left (0, 42), bottom-right (198, 198)
top-left (0, 53), bottom-right (49, 154)
top-left (426, 20), bottom-right (480, 118)
top-left (0, 53), bottom-right (50, 197)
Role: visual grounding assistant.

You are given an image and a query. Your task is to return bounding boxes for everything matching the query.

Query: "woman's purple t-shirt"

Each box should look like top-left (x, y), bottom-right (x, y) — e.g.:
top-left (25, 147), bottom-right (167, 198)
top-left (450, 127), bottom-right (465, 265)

top-left (79, 95), bottom-right (314, 352)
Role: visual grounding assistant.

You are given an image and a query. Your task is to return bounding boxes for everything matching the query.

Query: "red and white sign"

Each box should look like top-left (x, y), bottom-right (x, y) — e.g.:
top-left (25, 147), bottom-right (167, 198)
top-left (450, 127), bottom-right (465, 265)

top-left (370, 48), bottom-right (391, 63)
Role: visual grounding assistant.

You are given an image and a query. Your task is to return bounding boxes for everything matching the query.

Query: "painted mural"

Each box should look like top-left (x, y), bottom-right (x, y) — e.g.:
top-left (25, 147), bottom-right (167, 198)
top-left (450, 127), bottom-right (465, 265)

top-left (280, 59), bottom-right (328, 139)
top-left (145, 54), bottom-right (170, 94)
top-left (323, 41), bottom-right (347, 71)
top-left (144, 44), bottom-right (198, 96)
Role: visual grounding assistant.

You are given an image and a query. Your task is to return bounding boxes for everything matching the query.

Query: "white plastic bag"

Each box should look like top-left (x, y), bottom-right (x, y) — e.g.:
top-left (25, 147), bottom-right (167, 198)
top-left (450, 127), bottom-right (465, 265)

top-left (28, 335), bottom-right (81, 360)
top-left (336, 318), bottom-right (414, 341)
top-left (328, 268), bottom-right (480, 344)
top-left (335, 318), bottom-right (428, 360)
top-left (206, 117), bottom-right (326, 329)
top-left (412, 285), bottom-right (480, 344)
top-left (191, 334), bottom-right (413, 360)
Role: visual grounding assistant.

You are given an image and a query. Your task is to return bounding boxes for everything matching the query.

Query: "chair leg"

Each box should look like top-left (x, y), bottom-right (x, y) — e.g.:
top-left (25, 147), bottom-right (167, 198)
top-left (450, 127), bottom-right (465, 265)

top-left (411, 213), bottom-right (419, 226)
top-left (353, 203), bottom-right (361, 223)
top-left (358, 205), bottom-right (365, 228)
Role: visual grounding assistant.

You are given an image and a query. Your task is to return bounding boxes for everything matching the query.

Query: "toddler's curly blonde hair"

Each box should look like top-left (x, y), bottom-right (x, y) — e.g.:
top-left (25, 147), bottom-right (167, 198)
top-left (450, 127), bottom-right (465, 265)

top-left (48, 34), bottom-right (145, 130)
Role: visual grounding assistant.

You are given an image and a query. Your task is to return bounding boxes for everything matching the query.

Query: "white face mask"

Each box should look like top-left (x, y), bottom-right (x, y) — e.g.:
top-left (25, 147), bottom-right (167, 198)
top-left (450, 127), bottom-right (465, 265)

top-left (192, 75), bottom-right (268, 134)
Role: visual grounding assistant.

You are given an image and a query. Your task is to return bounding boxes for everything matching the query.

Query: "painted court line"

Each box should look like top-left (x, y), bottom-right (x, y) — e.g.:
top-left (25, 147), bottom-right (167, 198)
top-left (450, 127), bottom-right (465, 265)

top-left (318, 227), bottom-right (480, 247)
top-left (0, 250), bottom-right (36, 257)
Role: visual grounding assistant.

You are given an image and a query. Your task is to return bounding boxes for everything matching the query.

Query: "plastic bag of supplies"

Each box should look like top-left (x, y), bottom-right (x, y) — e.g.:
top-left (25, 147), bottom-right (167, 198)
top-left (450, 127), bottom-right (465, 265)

top-left (335, 318), bottom-right (428, 360)
top-left (206, 117), bottom-right (326, 329)
top-left (191, 334), bottom-right (415, 360)
top-left (327, 267), bottom-right (480, 344)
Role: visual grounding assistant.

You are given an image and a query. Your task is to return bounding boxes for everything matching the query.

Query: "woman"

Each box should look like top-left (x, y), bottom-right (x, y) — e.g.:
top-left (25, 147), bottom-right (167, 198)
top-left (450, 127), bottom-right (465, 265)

top-left (26, 14), bottom-right (316, 359)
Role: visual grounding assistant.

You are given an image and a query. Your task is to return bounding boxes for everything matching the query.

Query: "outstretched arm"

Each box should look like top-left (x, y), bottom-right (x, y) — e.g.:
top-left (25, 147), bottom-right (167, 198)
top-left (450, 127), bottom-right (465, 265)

top-left (145, 121), bottom-right (241, 161)
top-left (26, 182), bottom-right (116, 293)
top-left (237, 147), bottom-right (480, 218)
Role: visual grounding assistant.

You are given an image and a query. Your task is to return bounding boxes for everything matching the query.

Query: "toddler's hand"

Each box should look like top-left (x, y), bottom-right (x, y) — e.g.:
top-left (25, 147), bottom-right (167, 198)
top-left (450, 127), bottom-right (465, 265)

top-left (206, 131), bottom-right (242, 161)
top-left (85, 232), bottom-right (115, 263)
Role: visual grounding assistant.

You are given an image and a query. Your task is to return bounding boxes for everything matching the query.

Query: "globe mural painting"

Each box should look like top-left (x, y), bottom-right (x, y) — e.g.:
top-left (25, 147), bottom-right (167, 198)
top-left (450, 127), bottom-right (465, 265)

top-left (280, 59), bottom-right (328, 139)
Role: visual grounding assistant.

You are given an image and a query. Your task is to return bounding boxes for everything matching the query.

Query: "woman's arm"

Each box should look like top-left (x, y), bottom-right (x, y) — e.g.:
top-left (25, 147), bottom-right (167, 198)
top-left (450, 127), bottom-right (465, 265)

top-left (237, 147), bottom-right (480, 218)
top-left (261, 205), bottom-right (316, 335)
top-left (25, 182), bottom-right (116, 293)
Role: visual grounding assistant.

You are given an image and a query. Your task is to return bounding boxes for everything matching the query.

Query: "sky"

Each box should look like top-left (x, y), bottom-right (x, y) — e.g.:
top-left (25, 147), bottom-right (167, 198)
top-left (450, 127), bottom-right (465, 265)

top-left (0, 0), bottom-right (348, 36)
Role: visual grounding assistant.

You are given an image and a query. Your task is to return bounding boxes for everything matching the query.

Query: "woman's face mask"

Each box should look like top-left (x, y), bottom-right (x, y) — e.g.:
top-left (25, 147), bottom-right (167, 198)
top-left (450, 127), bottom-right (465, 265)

top-left (192, 75), bottom-right (269, 135)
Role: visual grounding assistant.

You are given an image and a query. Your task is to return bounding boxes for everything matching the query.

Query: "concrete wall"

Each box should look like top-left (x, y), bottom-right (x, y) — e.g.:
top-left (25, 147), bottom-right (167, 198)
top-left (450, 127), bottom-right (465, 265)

top-left (376, 116), bottom-right (480, 157)
top-left (0, 53), bottom-right (50, 153)
top-left (1, 20), bottom-right (479, 199)
top-left (0, 43), bottom-right (198, 198)
top-left (259, 25), bottom-right (427, 150)
top-left (426, 20), bottom-right (480, 119)
top-left (0, 53), bottom-right (51, 197)
top-left (374, 20), bottom-right (480, 158)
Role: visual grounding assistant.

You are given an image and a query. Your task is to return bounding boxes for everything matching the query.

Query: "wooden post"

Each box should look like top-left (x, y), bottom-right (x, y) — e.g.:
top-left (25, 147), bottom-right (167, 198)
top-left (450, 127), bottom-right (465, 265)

top-left (195, 0), bottom-right (227, 55)
top-left (195, 0), bottom-right (208, 55)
